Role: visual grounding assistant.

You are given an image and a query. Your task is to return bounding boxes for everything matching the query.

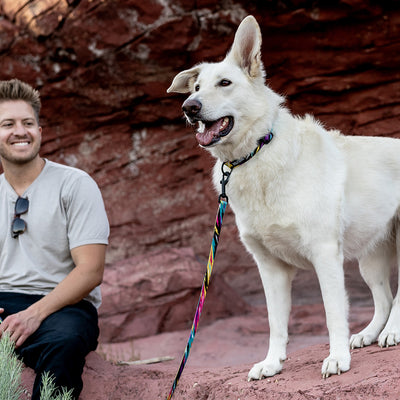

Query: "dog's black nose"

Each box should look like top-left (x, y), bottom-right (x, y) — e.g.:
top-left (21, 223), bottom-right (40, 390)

top-left (182, 99), bottom-right (202, 117)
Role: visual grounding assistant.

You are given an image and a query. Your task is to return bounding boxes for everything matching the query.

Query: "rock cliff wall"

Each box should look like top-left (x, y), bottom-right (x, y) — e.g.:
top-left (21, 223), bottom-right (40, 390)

top-left (1, 0), bottom-right (400, 308)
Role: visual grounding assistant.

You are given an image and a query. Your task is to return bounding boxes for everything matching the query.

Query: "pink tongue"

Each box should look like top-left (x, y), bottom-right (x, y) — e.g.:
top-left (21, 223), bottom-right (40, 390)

top-left (195, 119), bottom-right (223, 146)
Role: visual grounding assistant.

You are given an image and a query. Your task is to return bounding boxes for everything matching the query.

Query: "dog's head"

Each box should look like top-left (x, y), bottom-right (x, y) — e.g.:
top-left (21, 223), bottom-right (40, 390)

top-left (168, 16), bottom-right (277, 157)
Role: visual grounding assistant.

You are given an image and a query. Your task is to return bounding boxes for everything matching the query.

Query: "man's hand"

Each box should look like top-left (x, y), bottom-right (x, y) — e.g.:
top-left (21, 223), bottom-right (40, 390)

top-left (0, 307), bottom-right (42, 347)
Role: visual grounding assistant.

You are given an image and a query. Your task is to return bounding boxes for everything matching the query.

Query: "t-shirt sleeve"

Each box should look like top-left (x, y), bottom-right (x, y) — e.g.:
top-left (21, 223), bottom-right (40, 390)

top-left (65, 174), bottom-right (110, 249)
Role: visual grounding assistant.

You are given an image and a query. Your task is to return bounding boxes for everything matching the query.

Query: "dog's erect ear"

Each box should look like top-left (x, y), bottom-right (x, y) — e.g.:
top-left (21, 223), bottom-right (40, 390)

top-left (167, 66), bottom-right (201, 93)
top-left (226, 15), bottom-right (263, 78)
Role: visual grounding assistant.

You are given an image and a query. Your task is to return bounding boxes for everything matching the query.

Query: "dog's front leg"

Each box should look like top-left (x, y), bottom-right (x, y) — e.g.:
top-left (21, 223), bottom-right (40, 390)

top-left (312, 244), bottom-right (350, 378)
top-left (247, 249), bottom-right (296, 380)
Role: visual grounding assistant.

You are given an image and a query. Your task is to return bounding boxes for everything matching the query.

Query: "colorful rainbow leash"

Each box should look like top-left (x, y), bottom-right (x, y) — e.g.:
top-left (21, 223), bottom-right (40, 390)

top-left (166, 195), bottom-right (227, 400)
top-left (166, 132), bottom-right (273, 400)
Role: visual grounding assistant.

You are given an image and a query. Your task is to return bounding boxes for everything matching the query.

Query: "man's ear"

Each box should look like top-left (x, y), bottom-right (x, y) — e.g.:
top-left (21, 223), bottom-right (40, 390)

top-left (167, 66), bottom-right (201, 93)
top-left (225, 15), bottom-right (263, 78)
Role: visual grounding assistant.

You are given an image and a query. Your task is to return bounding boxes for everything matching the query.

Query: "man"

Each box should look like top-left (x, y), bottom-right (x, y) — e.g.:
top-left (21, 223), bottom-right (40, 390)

top-left (0, 79), bottom-right (109, 399)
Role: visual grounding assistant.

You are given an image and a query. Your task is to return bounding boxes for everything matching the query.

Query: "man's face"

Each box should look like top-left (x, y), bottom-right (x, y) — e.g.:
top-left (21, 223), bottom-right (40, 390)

top-left (0, 100), bottom-right (42, 165)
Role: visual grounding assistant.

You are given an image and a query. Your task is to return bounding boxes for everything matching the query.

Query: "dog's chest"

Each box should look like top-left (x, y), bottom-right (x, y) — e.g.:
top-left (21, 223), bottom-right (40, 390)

top-left (228, 185), bottom-right (313, 269)
top-left (212, 160), bottom-right (314, 269)
top-left (235, 206), bottom-right (312, 269)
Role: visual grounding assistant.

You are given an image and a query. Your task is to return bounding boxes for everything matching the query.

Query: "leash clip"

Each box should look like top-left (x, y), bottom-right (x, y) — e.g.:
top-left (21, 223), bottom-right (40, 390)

top-left (219, 162), bottom-right (232, 202)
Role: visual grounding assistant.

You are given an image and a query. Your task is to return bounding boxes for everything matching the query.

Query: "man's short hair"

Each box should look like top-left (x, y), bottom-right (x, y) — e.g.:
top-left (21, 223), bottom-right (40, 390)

top-left (0, 79), bottom-right (41, 122)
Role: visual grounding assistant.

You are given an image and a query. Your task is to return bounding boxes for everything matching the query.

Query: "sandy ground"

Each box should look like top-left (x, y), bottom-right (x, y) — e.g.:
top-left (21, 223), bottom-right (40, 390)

top-left (77, 305), bottom-right (400, 399)
top-left (22, 267), bottom-right (400, 399)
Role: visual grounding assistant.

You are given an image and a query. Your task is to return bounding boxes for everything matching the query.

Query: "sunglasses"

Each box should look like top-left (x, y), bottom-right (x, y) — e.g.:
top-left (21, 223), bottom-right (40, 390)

top-left (11, 197), bottom-right (29, 238)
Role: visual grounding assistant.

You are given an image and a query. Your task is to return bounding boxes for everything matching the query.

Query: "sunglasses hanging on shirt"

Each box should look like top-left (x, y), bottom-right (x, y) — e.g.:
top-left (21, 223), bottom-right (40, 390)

top-left (11, 196), bottom-right (29, 238)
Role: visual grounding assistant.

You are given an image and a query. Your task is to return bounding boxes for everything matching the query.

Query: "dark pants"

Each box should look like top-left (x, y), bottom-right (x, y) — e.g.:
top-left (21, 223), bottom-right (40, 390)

top-left (0, 293), bottom-right (99, 400)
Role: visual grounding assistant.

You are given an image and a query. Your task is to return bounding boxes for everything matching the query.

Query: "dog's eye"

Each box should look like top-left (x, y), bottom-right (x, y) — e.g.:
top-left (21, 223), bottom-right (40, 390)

top-left (219, 79), bottom-right (232, 87)
top-left (195, 84), bottom-right (200, 91)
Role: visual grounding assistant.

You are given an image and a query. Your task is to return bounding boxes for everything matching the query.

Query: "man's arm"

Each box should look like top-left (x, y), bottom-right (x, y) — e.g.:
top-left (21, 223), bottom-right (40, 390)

top-left (0, 244), bottom-right (106, 347)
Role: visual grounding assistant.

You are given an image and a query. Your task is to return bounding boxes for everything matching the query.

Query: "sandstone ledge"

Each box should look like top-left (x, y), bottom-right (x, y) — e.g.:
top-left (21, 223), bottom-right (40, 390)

top-left (21, 341), bottom-right (400, 399)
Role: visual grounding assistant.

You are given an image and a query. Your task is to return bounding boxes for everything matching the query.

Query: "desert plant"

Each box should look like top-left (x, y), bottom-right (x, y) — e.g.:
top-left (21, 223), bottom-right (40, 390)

top-left (0, 334), bottom-right (73, 400)
top-left (0, 333), bottom-right (25, 400)
top-left (39, 372), bottom-right (73, 400)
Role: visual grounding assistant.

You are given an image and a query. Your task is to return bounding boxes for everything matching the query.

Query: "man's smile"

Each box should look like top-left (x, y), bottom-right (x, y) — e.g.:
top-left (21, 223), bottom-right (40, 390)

top-left (11, 141), bottom-right (30, 146)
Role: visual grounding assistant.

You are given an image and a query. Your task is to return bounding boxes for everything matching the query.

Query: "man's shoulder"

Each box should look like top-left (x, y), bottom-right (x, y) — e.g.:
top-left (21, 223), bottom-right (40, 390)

top-left (43, 160), bottom-right (101, 202)
top-left (44, 160), bottom-right (91, 181)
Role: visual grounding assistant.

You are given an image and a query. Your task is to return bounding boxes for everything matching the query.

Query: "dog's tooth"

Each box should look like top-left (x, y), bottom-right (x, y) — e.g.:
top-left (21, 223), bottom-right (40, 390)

top-left (220, 117), bottom-right (228, 130)
top-left (198, 121), bottom-right (205, 133)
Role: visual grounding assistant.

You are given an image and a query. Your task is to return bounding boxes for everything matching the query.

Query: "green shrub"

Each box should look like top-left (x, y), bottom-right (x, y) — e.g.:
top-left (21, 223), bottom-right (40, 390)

top-left (0, 334), bottom-right (73, 400)
top-left (39, 372), bottom-right (73, 400)
top-left (0, 333), bottom-right (24, 400)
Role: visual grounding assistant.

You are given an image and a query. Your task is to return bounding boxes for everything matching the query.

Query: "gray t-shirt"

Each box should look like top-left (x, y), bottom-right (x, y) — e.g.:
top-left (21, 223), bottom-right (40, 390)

top-left (0, 160), bottom-right (109, 308)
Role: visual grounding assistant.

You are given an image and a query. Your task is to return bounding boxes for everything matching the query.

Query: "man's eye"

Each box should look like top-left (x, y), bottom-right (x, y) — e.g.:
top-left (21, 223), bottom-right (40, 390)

top-left (219, 79), bottom-right (232, 87)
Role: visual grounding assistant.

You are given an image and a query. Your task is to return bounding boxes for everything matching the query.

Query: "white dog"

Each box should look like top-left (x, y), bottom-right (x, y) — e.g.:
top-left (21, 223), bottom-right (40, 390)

top-left (167, 15), bottom-right (400, 379)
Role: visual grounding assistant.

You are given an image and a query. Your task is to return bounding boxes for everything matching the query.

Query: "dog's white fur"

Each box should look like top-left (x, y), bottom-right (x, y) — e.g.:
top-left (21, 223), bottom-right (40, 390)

top-left (168, 15), bottom-right (400, 379)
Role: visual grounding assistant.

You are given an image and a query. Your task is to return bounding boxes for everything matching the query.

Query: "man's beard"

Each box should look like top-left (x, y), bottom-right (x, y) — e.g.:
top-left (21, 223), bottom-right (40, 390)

top-left (0, 140), bottom-right (41, 165)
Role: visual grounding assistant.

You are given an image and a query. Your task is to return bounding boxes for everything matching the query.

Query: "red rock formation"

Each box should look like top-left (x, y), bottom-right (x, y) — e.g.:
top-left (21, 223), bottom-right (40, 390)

top-left (98, 247), bottom-right (250, 341)
top-left (4, 2), bottom-right (400, 398)
top-left (1, 1), bottom-right (399, 285)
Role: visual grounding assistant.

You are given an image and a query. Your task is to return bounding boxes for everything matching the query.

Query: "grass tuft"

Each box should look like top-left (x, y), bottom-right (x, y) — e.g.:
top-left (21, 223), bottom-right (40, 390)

top-left (39, 372), bottom-right (73, 400)
top-left (0, 334), bottom-right (74, 400)
top-left (0, 333), bottom-right (25, 400)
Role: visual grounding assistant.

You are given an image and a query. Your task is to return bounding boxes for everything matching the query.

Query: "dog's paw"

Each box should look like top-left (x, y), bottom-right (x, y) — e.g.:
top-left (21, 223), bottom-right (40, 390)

top-left (321, 354), bottom-right (350, 379)
top-left (350, 333), bottom-right (375, 349)
top-left (247, 359), bottom-right (282, 381)
top-left (378, 331), bottom-right (400, 347)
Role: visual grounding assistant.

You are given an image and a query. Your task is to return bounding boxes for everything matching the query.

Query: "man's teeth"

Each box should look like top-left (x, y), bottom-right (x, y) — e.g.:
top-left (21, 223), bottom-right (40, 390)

top-left (13, 142), bottom-right (29, 146)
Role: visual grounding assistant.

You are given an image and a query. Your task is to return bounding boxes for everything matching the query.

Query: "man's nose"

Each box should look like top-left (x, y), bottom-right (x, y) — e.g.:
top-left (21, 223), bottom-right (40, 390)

top-left (14, 122), bottom-right (28, 135)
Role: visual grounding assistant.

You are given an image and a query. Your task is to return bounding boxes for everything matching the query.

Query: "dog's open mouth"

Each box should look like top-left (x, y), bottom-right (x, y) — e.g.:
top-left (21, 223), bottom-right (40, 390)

top-left (195, 116), bottom-right (234, 146)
